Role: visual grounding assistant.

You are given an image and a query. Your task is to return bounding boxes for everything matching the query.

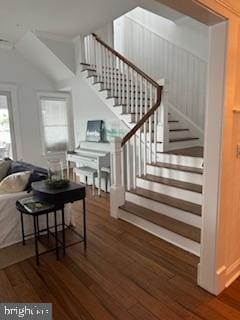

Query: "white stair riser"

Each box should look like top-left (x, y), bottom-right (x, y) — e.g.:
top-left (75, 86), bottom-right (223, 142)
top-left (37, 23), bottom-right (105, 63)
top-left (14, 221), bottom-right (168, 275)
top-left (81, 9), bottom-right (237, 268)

top-left (147, 165), bottom-right (203, 185)
top-left (119, 209), bottom-right (200, 256)
top-left (82, 69), bottom-right (96, 77)
top-left (156, 153), bottom-right (203, 168)
top-left (168, 114), bottom-right (179, 121)
top-left (126, 192), bottom-right (201, 228)
top-left (168, 122), bottom-right (185, 130)
top-left (136, 178), bottom-right (202, 205)
top-left (169, 130), bottom-right (193, 140)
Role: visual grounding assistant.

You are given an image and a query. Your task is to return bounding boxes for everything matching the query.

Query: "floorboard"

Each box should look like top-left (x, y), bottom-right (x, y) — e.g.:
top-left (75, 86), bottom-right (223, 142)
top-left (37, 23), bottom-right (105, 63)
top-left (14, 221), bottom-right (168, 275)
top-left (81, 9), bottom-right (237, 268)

top-left (1, 188), bottom-right (240, 320)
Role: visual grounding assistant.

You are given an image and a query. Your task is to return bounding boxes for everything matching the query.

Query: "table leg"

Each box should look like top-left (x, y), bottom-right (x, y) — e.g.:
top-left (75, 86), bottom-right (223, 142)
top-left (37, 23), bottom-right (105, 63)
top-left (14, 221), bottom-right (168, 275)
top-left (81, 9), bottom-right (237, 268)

top-left (33, 215), bottom-right (39, 266)
top-left (83, 198), bottom-right (87, 249)
top-left (46, 213), bottom-right (49, 238)
top-left (54, 211), bottom-right (59, 260)
top-left (61, 207), bottom-right (66, 255)
top-left (36, 215), bottom-right (40, 239)
top-left (20, 212), bottom-right (25, 246)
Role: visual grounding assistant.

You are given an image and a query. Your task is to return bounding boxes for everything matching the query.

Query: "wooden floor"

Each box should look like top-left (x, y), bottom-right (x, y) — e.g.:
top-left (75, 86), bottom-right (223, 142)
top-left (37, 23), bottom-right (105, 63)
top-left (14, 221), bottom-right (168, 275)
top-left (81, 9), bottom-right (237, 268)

top-left (1, 188), bottom-right (240, 320)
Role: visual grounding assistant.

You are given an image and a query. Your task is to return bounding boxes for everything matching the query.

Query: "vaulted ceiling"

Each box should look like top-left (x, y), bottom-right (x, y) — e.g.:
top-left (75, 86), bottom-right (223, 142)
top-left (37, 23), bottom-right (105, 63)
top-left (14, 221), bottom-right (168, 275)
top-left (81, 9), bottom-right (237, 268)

top-left (0, 0), bottom-right (183, 45)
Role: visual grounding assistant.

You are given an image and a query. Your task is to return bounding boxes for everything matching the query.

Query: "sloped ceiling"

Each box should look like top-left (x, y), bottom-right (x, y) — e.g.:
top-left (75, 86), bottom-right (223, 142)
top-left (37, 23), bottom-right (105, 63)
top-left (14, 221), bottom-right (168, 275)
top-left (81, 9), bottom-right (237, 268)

top-left (0, 0), bottom-right (183, 45)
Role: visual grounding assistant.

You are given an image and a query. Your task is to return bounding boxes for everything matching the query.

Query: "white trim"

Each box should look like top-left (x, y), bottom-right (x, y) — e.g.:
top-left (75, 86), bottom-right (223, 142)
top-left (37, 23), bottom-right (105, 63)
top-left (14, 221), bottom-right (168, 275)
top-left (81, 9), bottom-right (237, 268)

top-left (198, 21), bottom-right (227, 295)
top-left (37, 91), bottom-right (74, 157)
top-left (0, 83), bottom-right (23, 160)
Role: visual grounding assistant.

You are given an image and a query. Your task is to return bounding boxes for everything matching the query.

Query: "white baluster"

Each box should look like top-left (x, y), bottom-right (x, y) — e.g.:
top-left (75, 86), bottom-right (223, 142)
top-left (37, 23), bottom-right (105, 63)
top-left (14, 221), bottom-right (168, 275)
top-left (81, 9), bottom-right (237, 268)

top-left (118, 58), bottom-right (121, 105)
top-left (135, 71), bottom-right (138, 124)
top-left (126, 140), bottom-right (131, 191)
top-left (123, 63), bottom-right (126, 106)
top-left (121, 144), bottom-right (125, 187)
top-left (130, 69), bottom-right (134, 113)
top-left (149, 85), bottom-right (153, 164)
top-left (133, 135), bottom-right (136, 188)
top-left (140, 75), bottom-right (143, 118)
top-left (114, 55), bottom-right (117, 97)
top-left (138, 127), bottom-right (142, 177)
top-left (126, 65), bottom-right (130, 113)
top-left (154, 109), bottom-right (157, 163)
top-left (96, 41), bottom-right (100, 82)
top-left (99, 42), bottom-right (102, 82)
top-left (143, 79), bottom-right (148, 174)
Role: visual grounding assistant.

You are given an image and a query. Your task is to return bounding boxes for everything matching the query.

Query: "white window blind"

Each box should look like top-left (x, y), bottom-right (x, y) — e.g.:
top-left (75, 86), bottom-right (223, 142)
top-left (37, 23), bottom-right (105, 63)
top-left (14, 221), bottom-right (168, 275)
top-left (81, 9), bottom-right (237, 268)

top-left (40, 97), bottom-right (70, 154)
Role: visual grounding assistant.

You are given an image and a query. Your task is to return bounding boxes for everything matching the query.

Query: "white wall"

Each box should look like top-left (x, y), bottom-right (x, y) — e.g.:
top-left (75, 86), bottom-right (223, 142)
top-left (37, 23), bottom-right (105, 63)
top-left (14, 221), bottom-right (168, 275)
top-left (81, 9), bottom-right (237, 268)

top-left (0, 47), bottom-right (56, 167)
top-left (114, 8), bottom-right (209, 129)
top-left (37, 33), bottom-right (76, 73)
top-left (120, 7), bottom-right (209, 61)
top-left (56, 74), bottom-right (126, 147)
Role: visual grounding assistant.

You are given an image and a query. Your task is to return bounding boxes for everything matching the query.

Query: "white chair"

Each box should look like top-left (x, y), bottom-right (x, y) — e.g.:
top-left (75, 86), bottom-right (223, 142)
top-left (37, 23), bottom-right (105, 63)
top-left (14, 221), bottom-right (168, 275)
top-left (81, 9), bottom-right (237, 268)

top-left (73, 166), bottom-right (98, 195)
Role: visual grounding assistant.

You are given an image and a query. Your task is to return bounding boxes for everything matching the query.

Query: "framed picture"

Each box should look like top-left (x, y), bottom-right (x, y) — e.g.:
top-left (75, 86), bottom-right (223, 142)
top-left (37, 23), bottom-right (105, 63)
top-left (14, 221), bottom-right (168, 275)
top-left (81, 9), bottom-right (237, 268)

top-left (86, 120), bottom-right (103, 142)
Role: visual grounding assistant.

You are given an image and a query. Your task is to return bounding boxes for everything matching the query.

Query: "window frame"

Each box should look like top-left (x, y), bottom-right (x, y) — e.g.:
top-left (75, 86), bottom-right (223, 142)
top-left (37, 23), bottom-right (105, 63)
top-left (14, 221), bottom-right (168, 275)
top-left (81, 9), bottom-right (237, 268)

top-left (37, 91), bottom-right (74, 157)
top-left (0, 84), bottom-right (21, 160)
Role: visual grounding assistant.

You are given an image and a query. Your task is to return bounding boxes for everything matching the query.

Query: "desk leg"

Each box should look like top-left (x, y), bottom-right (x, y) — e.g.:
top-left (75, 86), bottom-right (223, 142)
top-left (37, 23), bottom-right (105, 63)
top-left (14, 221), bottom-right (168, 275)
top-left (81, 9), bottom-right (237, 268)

top-left (62, 207), bottom-right (66, 255)
top-left (20, 212), bottom-right (25, 246)
top-left (83, 198), bottom-right (87, 249)
top-left (98, 169), bottom-right (101, 196)
top-left (54, 211), bottom-right (59, 260)
top-left (33, 215), bottom-right (39, 266)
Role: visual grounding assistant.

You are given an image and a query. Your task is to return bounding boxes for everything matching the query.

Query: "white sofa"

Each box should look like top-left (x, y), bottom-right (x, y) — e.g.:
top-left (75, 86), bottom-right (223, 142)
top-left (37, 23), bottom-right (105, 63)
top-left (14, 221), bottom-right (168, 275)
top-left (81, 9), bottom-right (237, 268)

top-left (0, 191), bottom-right (72, 249)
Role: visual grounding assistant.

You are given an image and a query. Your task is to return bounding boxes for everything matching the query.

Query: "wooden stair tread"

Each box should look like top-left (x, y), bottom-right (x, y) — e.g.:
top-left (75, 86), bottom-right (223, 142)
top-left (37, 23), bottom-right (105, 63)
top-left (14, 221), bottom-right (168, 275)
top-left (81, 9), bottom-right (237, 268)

top-left (128, 187), bottom-right (202, 216)
top-left (170, 128), bottom-right (189, 132)
top-left (165, 147), bottom-right (204, 158)
top-left (119, 201), bottom-right (201, 243)
top-left (138, 174), bottom-right (202, 193)
top-left (170, 137), bottom-right (199, 142)
top-left (150, 162), bottom-right (203, 174)
top-left (82, 67), bottom-right (96, 72)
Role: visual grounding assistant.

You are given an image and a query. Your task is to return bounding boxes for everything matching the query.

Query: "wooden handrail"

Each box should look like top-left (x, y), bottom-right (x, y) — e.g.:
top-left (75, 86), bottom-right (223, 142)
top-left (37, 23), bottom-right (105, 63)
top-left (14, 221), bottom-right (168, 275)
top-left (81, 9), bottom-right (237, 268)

top-left (121, 86), bottom-right (162, 146)
top-left (92, 33), bottom-right (159, 88)
top-left (90, 33), bottom-right (162, 147)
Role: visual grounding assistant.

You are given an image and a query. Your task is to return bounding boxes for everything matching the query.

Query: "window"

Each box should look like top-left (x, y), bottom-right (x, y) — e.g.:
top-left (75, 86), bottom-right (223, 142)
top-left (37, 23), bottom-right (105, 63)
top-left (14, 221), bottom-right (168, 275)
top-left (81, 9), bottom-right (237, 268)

top-left (38, 93), bottom-right (73, 155)
top-left (0, 92), bottom-right (16, 159)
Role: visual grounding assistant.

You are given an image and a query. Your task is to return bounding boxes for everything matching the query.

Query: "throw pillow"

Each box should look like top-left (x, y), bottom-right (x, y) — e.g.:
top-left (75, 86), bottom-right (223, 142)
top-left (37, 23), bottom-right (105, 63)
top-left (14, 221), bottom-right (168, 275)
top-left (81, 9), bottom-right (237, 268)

top-left (0, 160), bottom-right (12, 181)
top-left (0, 171), bottom-right (31, 194)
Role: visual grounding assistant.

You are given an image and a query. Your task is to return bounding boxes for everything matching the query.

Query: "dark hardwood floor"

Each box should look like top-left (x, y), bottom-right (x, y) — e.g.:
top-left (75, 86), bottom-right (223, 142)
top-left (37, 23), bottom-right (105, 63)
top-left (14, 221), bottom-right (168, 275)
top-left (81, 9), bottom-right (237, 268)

top-left (1, 188), bottom-right (240, 320)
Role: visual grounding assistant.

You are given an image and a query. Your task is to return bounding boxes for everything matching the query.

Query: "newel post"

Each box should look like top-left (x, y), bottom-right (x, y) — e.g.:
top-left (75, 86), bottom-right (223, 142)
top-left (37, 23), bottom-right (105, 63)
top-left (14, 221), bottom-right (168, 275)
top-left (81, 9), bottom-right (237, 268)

top-left (110, 137), bottom-right (125, 219)
top-left (74, 35), bottom-right (86, 74)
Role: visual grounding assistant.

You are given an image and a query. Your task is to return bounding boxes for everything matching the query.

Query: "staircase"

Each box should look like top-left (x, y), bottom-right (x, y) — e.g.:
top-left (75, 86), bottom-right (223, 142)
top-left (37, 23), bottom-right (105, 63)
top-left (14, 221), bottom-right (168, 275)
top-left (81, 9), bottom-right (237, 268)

top-left (82, 34), bottom-right (203, 256)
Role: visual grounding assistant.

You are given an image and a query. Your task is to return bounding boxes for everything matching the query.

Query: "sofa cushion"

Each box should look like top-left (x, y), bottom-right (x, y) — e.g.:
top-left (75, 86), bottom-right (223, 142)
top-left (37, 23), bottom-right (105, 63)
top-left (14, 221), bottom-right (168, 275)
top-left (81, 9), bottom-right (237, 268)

top-left (7, 161), bottom-right (48, 191)
top-left (0, 160), bottom-right (12, 181)
top-left (0, 171), bottom-right (32, 194)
